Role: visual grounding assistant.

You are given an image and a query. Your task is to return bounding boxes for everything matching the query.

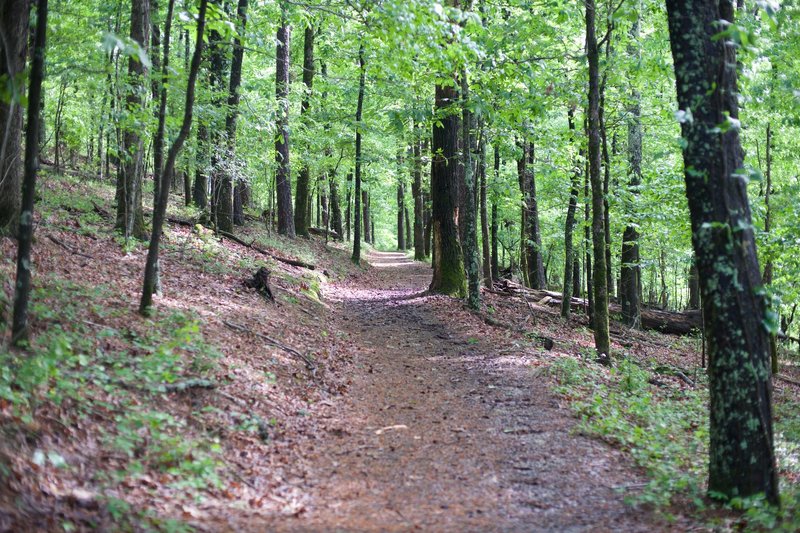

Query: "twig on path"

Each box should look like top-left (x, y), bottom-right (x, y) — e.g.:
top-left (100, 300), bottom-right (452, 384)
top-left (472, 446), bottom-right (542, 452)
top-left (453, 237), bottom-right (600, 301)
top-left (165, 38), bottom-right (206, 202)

top-left (222, 319), bottom-right (317, 377)
top-left (47, 234), bottom-right (93, 259)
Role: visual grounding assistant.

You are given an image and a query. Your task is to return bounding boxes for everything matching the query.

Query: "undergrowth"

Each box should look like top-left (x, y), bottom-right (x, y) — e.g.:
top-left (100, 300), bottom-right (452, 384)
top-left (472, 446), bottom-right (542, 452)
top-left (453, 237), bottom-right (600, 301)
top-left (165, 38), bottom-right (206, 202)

top-left (549, 356), bottom-right (800, 531)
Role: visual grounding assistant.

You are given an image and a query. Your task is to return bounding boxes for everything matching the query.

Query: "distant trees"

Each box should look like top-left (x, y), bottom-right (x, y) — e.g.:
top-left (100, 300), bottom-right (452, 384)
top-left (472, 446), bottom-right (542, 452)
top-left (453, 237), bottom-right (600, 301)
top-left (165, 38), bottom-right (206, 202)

top-left (665, 0), bottom-right (778, 503)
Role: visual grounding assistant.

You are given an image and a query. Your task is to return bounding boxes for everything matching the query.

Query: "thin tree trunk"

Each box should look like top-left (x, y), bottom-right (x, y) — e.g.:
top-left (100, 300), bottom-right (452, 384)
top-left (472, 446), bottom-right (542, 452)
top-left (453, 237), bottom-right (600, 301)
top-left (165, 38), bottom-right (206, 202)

top-left (193, 123), bottom-right (208, 208)
top-left (227, 0), bottom-right (248, 228)
top-left (412, 129), bottom-right (425, 260)
top-left (491, 145), bottom-right (500, 280)
top-left (586, 0), bottom-right (610, 359)
top-left (352, 43), bottom-right (365, 263)
top-left (275, 5), bottom-right (294, 237)
top-left (141, 0), bottom-right (208, 312)
top-left (362, 189), bottom-right (371, 244)
top-left (479, 131), bottom-right (491, 287)
top-left (462, 70), bottom-right (480, 309)
top-left (621, 9), bottom-right (642, 328)
top-left (763, 123), bottom-right (778, 375)
top-left (562, 107), bottom-right (581, 319)
top-left (666, 0), bottom-right (778, 503)
top-left (397, 171), bottom-right (406, 250)
top-left (11, 0), bottom-right (46, 345)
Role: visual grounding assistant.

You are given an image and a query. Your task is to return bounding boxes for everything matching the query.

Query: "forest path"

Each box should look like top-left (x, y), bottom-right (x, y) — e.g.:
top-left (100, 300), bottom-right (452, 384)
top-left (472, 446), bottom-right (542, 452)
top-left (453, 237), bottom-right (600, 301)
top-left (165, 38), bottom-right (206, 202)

top-left (278, 251), bottom-right (659, 532)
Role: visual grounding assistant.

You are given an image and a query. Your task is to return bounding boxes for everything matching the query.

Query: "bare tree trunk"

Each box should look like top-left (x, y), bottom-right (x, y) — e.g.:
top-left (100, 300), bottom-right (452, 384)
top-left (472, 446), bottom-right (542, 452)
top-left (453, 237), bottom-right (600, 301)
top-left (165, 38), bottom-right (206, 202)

top-left (666, 0), bottom-right (778, 503)
top-left (115, 0), bottom-right (150, 240)
top-left (0, 0), bottom-right (30, 235)
top-left (141, 0), bottom-right (208, 312)
top-left (275, 4), bottom-right (294, 237)
top-left (11, 0), bottom-right (46, 344)
top-left (352, 43), bottom-right (365, 263)
top-left (586, 0), bottom-right (610, 360)
top-left (294, 25), bottom-right (315, 237)
top-left (462, 70), bottom-right (480, 309)
top-left (479, 132), bottom-right (491, 287)
top-left (562, 107), bottom-right (581, 319)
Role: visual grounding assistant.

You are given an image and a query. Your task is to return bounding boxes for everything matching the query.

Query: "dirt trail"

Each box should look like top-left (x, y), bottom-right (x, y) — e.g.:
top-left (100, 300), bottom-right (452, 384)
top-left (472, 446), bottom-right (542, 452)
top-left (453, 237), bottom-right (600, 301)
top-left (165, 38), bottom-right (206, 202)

top-left (271, 251), bottom-right (663, 532)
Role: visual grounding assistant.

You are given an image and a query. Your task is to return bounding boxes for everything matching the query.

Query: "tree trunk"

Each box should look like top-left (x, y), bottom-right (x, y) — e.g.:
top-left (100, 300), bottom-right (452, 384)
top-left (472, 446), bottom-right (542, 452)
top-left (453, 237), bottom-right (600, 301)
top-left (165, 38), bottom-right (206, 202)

top-left (294, 25), bottom-right (314, 237)
top-left (621, 11), bottom-right (642, 328)
top-left (226, 0), bottom-right (249, 228)
top-left (152, 0), bottom-right (174, 210)
top-left (115, 0), bottom-right (150, 240)
top-left (480, 132), bottom-right (491, 287)
top-left (397, 177), bottom-right (406, 250)
top-left (423, 189), bottom-right (432, 259)
top-left (666, 0), bottom-right (778, 503)
top-left (461, 70), bottom-right (480, 309)
top-left (330, 173), bottom-right (343, 239)
top-left (141, 0), bottom-right (207, 312)
top-left (562, 107), bottom-right (581, 319)
top-left (412, 131), bottom-right (425, 260)
top-left (193, 123), bottom-right (208, 208)
top-left (275, 7), bottom-right (294, 237)
top-left (362, 189), bottom-right (371, 244)
top-left (352, 43), bottom-right (365, 263)
top-left (430, 78), bottom-right (466, 296)
top-left (405, 206), bottom-right (411, 250)
top-left (763, 123), bottom-right (778, 375)
top-left (345, 173), bottom-right (352, 241)
top-left (586, 0), bottom-right (610, 358)
top-left (0, 0), bottom-right (31, 235)
top-left (491, 146), bottom-right (500, 280)
top-left (11, 0), bottom-right (46, 345)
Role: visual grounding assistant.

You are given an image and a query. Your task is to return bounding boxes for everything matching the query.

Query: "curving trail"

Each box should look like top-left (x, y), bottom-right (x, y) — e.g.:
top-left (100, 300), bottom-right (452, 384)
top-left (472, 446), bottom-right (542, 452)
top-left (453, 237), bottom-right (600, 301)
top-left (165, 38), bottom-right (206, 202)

top-left (270, 250), bottom-right (667, 532)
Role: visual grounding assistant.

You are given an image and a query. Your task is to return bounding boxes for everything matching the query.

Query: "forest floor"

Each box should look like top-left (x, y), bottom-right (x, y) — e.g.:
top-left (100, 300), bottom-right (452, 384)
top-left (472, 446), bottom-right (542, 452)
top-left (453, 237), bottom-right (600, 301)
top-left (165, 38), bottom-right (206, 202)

top-left (1, 174), bottom-right (799, 531)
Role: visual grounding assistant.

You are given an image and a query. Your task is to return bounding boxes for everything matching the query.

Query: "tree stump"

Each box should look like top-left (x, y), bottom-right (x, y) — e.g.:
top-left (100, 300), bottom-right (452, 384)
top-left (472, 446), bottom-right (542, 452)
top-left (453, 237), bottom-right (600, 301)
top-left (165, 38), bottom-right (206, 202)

top-left (244, 267), bottom-right (274, 302)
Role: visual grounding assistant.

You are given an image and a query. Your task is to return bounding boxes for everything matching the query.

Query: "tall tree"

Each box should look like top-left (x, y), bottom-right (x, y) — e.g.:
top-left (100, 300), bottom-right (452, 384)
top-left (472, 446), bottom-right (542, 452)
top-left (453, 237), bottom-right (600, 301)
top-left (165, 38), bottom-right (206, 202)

top-left (479, 132), bottom-right (491, 287)
top-left (352, 42), bottom-right (365, 264)
top-left (430, 77), bottom-right (466, 296)
top-left (11, 0), bottom-right (47, 345)
top-left (620, 10), bottom-right (642, 328)
top-left (152, 0), bottom-right (175, 211)
top-left (491, 145), bottom-right (500, 280)
top-left (294, 25), bottom-right (315, 236)
top-left (666, 0), bottom-right (778, 503)
top-left (586, 0), bottom-right (610, 359)
top-left (520, 138), bottom-right (545, 289)
top-left (462, 70), bottom-right (480, 309)
top-left (412, 129), bottom-right (425, 260)
top-left (275, 4), bottom-right (295, 237)
top-left (397, 175), bottom-right (406, 250)
top-left (115, 0), bottom-right (150, 240)
top-left (141, 0), bottom-right (208, 312)
top-left (227, 0), bottom-right (249, 228)
top-left (562, 107), bottom-right (581, 319)
top-left (0, 0), bottom-right (31, 235)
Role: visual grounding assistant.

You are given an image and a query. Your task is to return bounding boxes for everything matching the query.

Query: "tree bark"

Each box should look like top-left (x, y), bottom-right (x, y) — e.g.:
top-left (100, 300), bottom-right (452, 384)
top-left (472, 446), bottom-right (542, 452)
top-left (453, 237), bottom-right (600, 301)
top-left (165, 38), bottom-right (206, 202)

top-left (352, 43), bottom-right (365, 263)
top-left (115, 0), bottom-right (150, 240)
top-left (430, 79), bottom-right (466, 296)
top-left (361, 189), bottom-right (371, 244)
top-left (226, 0), bottom-right (248, 228)
top-left (666, 0), bottom-right (778, 503)
top-left (141, 0), bottom-right (208, 312)
top-left (586, 0), bottom-right (610, 358)
top-left (491, 145), bottom-right (500, 280)
top-left (11, 0), bottom-right (46, 345)
top-left (620, 11), bottom-right (642, 328)
top-left (562, 107), bottom-right (581, 319)
top-left (0, 0), bottom-right (31, 235)
top-left (275, 6), bottom-right (294, 237)
top-left (412, 129), bottom-right (425, 260)
top-left (397, 173), bottom-right (406, 250)
top-left (480, 131), bottom-right (491, 287)
top-left (294, 25), bottom-right (315, 237)
top-left (193, 123), bottom-right (208, 208)
top-left (152, 0), bottom-right (175, 212)
top-left (462, 70), bottom-right (480, 309)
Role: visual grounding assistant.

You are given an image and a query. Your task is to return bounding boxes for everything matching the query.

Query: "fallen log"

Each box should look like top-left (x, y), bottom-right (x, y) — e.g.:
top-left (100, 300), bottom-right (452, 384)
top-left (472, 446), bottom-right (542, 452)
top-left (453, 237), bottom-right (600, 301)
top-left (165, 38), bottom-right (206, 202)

top-left (492, 279), bottom-right (702, 335)
top-left (308, 226), bottom-right (340, 239)
top-left (243, 267), bottom-right (275, 302)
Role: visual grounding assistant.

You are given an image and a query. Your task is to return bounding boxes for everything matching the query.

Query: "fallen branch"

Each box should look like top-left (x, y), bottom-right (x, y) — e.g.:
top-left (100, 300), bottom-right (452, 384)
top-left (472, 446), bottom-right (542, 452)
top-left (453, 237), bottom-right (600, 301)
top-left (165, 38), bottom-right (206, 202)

top-left (161, 379), bottom-right (216, 393)
top-left (776, 374), bottom-right (800, 388)
top-left (165, 216), bottom-right (317, 269)
top-left (222, 320), bottom-right (317, 377)
top-left (46, 234), bottom-right (93, 259)
top-left (481, 314), bottom-right (554, 350)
